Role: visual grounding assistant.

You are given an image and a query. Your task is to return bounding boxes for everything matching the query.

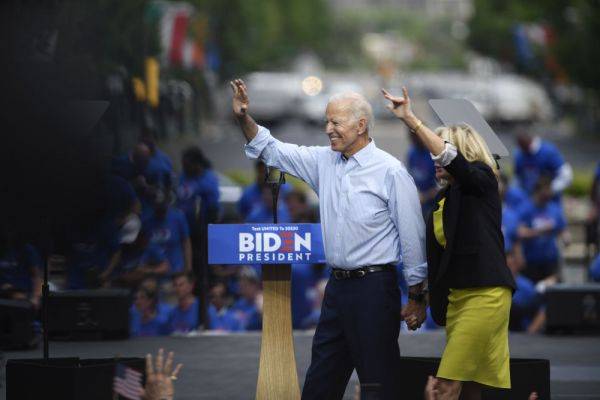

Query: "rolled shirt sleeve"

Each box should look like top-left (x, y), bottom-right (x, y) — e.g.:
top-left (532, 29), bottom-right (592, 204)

top-left (386, 166), bottom-right (428, 286)
top-left (244, 125), bottom-right (321, 191)
top-left (430, 142), bottom-right (457, 167)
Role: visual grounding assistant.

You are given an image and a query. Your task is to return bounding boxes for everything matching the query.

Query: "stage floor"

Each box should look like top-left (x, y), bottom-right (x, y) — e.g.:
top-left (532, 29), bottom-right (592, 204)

top-left (2, 331), bottom-right (599, 399)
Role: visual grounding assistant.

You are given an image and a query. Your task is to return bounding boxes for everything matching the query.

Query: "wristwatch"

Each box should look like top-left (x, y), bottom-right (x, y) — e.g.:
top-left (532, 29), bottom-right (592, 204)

top-left (408, 291), bottom-right (427, 303)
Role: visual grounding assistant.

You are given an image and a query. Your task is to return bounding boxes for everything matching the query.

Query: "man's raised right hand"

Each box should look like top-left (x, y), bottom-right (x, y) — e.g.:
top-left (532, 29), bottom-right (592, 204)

top-left (230, 78), bottom-right (249, 118)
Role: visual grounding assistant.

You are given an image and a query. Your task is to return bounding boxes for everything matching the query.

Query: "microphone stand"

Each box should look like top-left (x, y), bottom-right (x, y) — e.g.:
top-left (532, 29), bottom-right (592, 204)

top-left (265, 167), bottom-right (286, 224)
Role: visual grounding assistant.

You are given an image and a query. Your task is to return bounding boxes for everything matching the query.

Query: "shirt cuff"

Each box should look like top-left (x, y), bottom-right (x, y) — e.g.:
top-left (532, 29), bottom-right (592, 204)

top-left (403, 262), bottom-right (428, 287)
top-left (244, 125), bottom-right (272, 159)
top-left (431, 142), bottom-right (457, 167)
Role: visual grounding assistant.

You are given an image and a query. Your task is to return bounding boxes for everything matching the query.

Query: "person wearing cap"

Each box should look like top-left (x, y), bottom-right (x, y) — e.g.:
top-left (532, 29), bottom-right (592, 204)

top-left (383, 87), bottom-right (516, 399)
top-left (231, 79), bottom-right (427, 399)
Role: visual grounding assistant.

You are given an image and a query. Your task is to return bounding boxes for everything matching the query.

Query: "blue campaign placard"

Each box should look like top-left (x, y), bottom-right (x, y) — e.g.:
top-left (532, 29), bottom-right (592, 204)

top-left (208, 223), bottom-right (325, 265)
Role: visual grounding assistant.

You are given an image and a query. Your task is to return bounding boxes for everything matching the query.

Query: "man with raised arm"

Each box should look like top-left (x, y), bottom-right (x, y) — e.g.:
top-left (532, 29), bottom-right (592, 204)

top-left (230, 79), bottom-right (427, 399)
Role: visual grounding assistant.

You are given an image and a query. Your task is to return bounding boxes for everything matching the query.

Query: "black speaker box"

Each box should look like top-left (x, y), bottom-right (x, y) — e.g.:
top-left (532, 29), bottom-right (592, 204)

top-left (546, 283), bottom-right (600, 334)
top-left (6, 357), bottom-right (144, 400)
top-left (0, 299), bottom-right (36, 350)
top-left (48, 289), bottom-right (130, 340)
top-left (398, 357), bottom-right (550, 399)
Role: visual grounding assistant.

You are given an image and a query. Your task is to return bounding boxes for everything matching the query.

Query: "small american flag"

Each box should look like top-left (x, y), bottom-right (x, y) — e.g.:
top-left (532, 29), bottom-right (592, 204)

top-left (113, 363), bottom-right (143, 400)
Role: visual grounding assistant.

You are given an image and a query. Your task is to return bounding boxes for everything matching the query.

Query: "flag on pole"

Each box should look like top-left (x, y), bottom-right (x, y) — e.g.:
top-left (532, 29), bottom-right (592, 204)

top-left (113, 363), bottom-right (143, 400)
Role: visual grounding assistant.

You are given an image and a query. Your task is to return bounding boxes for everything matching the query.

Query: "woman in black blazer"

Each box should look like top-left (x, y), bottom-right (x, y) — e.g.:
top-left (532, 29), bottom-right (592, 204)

top-left (383, 88), bottom-right (516, 400)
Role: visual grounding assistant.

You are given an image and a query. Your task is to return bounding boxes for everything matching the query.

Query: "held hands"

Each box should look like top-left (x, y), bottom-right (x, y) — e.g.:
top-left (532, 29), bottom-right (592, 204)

top-left (230, 78), bottom-right (249, 118)
top-left (141, 348), bottom-right (183, 400)
top-left (381, 87), bottom-right (415, 122)
top-left (401, 299), bottom-right (427, 331)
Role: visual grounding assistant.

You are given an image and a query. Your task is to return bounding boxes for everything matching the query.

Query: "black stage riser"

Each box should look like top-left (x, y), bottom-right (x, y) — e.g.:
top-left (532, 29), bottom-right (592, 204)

top-left (6, 357), bottom-right (144, 400)
top-left (48, 289), bottom-right (130, 340)
top-left (546, 284), bottom-right (600, 334)
top-left (399, 357), bottom-right (550, 400)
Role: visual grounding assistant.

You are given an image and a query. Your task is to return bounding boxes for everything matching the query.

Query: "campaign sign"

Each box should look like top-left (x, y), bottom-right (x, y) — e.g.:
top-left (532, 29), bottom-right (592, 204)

top-left (208, 223), bottom-right (325, 264)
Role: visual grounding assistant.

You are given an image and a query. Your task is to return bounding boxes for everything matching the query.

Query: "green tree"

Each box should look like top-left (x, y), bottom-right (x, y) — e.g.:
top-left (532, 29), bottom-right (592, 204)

top-left (469, 0), bottom-right (600, 98)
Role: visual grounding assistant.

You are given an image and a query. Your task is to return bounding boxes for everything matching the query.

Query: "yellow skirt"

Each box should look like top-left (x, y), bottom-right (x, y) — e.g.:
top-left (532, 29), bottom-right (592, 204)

top-left (437, 286), bottom-right (512, 389)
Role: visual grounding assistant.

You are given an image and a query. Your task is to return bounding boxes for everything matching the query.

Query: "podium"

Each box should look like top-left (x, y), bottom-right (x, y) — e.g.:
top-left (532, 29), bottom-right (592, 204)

top-left (209, 223), bottom-right (325, 399)
top-left (256, 264), bottom-right (300, 399)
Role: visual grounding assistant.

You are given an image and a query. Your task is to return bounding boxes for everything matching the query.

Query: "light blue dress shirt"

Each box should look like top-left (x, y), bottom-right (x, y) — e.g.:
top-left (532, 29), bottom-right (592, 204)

top-left (244, 126), bottom-right (427, 286)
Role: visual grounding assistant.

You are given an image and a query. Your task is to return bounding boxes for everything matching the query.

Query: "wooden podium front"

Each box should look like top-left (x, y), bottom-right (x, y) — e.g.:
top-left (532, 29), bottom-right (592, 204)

top-left (256, 264), bottom-right (301, 399)
top-left (207, 222), bottom-right (325, 399)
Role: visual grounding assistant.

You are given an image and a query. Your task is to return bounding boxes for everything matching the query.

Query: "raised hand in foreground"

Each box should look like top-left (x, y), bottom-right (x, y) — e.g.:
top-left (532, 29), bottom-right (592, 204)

top-left (141, 348), bottom-right (183, 400)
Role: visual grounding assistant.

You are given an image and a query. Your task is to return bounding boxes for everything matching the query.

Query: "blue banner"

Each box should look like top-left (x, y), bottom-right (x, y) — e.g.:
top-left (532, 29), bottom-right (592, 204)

top-left (208, 223), bottom-right (325, 265)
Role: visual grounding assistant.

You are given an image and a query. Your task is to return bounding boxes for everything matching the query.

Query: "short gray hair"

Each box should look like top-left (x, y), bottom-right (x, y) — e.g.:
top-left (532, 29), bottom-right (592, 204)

top-left (328, 92), bottom-right (374, 132)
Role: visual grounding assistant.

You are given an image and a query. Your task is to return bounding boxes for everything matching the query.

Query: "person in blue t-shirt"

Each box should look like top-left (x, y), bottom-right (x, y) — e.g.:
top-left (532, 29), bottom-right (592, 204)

top-left (66, 218), bottom-right (122, 289)
top-left (505, 242), bottom-right (543, 332)
top-left (587, 161), bottom-right (600, 249)
top-left (238, 161), bottom-right (291, 219)
top-left (499, 174), bottom-right (522, 252)
top-left (0, 231), bottom-right (42, 308)
top-left (514, 130), bottom-right (572, 200)
top-left (111, 143), bottom-right (152, 184)
top-left (291, 264), bottom-right (316, 329)
top-left (143, 191), bottom-right (191, 274)
top-left (590, 253), bottom-right (600, 282)
top-left (166, 273), bottom-right (200, 334)
top-left (130, 286), bottom-right (169, 337)
top-left (141, 132), bottom-right (174, 190)
top-left (505, 185), bottom-right (529, 214)
top-left (245, 184), bottom-right (291, 223)
top-left (231, 269), bottom-right (262, 330)
top-left (406, 135), bottom-right (438, 215)
top-left (518, 176), bottom-right (567, 282)
top-left (209, 281), bottom-right (243, 332)
top-left (176, 146), bottom-right (220, 228)
top-left (285, 190), bottom-right (317, 223)
top-left (112, 141), bottom-right (172, 220)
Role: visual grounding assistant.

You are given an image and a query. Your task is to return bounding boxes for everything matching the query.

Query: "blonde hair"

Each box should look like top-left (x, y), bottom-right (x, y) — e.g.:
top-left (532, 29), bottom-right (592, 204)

top-left (435, 124), bottom-right (499, 178)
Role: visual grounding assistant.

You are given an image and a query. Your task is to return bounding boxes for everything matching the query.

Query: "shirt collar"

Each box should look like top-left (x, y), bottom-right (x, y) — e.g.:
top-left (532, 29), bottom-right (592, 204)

top-left (343, 139), bottom-right (375, 166)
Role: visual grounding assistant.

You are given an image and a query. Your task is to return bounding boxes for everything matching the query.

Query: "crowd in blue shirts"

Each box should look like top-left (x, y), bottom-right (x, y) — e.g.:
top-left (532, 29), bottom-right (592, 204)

top-left (4, 129), bottom-right (599, 338)
top-left (407, 129), bottom-right (599, 333)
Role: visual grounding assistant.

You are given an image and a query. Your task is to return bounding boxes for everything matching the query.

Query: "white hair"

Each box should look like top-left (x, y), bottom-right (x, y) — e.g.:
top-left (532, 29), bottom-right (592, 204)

top-left (328, 92), bottom-right (374, 132)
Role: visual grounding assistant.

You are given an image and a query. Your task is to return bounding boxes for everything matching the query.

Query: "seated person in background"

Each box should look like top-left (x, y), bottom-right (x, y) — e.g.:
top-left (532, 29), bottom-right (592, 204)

top-left (300, 278), bottom-right (328, 329)
top-left (231, 268), bottom-right (262, 330)
top-left (130, 286), bottom-right (169, 337)
top-left (285, 189), bottom-right (315, 223)
top-left (176, 146), bottom-right (220, 229)
top-left (587, 161), bottom-right (600, 248)
top-left (406, 133), bottom-right (438, 216)
top-left (208, 281), bottom-right (242, 332)
top-left (291, 263), bottom-right (327, 329)
top-left (238, 161), bottom-right (291, 219)
top-left (500, 173), bottom-right (528, 221)
top-left (143, 191), bottom-right (191, 274)
top-left (117, 243), bottom-right (172, 288)
top-left (139, 277), bottom-right (173, 317)
top-left (518, 176), bottom-right (566, 283)
top-left (165, 272), bottom-right (199, 334)
top-left (590, 253), bottom-right (600, 282)
top-left (506, 242), bottom-right (543, 332)
top-left (0, 230), bottom-right (42, 308)
top-left (245, 184), bottom-right (291, 223)
top-left (65, 218), bottom-right (121, 289)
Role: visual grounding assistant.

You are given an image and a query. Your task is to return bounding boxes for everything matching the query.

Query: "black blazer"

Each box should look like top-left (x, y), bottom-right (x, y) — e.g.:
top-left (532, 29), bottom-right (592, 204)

top-left (426, 151), bottom-right (516, 326)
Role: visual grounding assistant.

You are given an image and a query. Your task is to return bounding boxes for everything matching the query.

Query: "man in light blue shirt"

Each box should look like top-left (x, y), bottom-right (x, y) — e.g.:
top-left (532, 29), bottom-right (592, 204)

top-left (230, 79), bottom-right (427, 399)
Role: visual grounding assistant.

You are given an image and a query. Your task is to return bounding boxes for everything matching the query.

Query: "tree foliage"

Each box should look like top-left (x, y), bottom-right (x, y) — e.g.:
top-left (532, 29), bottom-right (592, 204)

top-left (469, 0), bottom-right (600, 97)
